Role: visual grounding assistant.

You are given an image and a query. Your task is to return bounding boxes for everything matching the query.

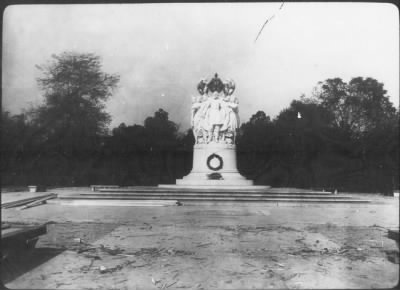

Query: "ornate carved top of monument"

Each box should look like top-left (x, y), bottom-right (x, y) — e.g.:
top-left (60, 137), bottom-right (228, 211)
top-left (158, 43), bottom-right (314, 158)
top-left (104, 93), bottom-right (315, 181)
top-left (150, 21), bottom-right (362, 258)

top-left (191, 73), bottom-right (240, 145)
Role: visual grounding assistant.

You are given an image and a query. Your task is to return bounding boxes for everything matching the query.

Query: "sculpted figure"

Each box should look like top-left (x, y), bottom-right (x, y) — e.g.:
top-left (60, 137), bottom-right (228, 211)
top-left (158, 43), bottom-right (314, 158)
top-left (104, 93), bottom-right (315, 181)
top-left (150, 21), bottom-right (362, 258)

top-left (191, 95), bottom-right (208, 144)
top-left (223, 79), bottom-right (236, 96)
top-left (226, 95), bottom-right (240, 133)
top-left (191, 95), bottom-right (202, 128)
top-left (220, 95), bottom-right (239, 143)
top-left (191, 74), bottom-right (240, 144)
top-left (205, 92), bottom-right (225, 143)
top-left (197, 78), bottom-right (208, 95)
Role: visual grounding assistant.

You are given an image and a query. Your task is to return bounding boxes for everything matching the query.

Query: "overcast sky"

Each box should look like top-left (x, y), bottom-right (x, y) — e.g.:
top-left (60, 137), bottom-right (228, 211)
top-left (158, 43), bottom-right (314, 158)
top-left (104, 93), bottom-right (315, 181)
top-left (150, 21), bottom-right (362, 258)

top-left (3, 3), bottom-right (399, 131)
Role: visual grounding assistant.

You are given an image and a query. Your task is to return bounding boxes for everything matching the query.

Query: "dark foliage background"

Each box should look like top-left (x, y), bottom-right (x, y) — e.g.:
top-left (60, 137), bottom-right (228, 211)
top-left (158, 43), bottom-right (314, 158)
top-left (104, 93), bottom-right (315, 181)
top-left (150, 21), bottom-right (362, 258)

top-left (1, 52), bottom-right (398, 194)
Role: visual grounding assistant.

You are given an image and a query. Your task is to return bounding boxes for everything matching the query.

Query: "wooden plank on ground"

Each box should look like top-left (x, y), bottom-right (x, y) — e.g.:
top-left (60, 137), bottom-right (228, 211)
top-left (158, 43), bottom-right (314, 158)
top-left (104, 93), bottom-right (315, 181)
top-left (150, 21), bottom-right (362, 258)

top-left (1, 223), bottom-right (11, 230)
top-left (47, 199), bottom-right (180, 207)
top-left (18, 194), bottom-right (57, 210)
top-left (2, 193), bottom-right (57, 209)
top-left (1, 224), bottom-right (47, 242)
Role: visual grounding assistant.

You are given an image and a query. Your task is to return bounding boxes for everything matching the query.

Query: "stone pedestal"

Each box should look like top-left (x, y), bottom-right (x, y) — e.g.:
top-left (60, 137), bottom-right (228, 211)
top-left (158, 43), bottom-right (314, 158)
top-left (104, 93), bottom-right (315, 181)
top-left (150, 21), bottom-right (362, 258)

top-left (176, 143), bottom-right (253, 186)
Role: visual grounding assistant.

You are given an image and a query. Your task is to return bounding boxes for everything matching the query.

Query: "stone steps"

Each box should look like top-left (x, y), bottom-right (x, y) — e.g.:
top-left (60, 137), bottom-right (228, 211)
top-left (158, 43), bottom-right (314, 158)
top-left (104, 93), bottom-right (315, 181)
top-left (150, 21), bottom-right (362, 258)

top-left (53, 187), bottom-right (371, 204)
top-left (58, 196), bottom-right (369, 203)
top-left (58, 192), bottom-right (370, 204)
top-left (75, 193), bottom-right (348, 199)
top-left (97, 187), bottom-right (332, 195)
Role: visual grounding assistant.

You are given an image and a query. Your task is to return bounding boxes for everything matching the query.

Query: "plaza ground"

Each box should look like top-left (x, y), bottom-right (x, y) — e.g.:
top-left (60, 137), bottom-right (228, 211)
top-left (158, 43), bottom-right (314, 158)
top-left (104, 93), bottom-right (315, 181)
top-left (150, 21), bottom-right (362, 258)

top-left (1, 188), bottom-right (399, 289)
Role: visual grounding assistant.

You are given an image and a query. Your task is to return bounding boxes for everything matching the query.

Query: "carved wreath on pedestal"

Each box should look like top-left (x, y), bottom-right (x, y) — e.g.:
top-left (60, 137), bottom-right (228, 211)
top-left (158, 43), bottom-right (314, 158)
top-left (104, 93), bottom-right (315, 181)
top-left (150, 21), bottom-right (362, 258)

top-left (191, 74), bottom-right (240, 145)
top-left (206, 153), bottom-right (223, 171)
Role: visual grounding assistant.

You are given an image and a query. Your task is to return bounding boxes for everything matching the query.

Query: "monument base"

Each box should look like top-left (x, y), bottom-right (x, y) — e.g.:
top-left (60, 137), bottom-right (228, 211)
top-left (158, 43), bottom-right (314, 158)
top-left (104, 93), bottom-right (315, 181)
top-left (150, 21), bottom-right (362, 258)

top-left (176, 143), bottom-right (253, 186)
top-left (176, 177), bottom-right (254, 186)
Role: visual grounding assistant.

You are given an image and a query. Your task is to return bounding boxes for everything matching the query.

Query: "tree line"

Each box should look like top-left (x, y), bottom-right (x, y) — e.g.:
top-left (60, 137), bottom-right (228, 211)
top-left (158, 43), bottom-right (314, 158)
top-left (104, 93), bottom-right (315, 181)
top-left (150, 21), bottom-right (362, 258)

top-left (1, 52), bottom-right (398, 193)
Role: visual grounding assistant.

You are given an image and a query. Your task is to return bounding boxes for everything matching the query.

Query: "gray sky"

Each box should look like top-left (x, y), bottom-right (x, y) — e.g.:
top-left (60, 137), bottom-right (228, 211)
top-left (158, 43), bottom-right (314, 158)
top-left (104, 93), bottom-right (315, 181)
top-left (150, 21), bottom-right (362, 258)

top-left (3, 3), bottom-right (399, 131)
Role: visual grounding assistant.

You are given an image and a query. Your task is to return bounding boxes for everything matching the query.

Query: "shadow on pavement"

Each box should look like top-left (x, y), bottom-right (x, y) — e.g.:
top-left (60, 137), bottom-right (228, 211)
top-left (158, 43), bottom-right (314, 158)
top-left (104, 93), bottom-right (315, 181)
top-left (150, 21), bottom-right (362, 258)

top-left (1, 247), bottom-right (64, 284)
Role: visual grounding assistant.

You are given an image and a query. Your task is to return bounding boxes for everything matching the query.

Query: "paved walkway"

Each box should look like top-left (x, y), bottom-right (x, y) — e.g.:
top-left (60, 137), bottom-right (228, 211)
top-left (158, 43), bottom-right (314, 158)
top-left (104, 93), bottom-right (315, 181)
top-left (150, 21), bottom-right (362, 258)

top-left (1, 189), bottom-right (399, 289)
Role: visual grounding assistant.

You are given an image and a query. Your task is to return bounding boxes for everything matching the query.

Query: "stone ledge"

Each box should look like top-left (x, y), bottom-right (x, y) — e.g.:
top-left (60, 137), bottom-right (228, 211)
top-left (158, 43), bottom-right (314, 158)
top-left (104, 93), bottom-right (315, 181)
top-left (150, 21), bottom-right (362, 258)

top-left (172, 179), bottom-right (256, 187)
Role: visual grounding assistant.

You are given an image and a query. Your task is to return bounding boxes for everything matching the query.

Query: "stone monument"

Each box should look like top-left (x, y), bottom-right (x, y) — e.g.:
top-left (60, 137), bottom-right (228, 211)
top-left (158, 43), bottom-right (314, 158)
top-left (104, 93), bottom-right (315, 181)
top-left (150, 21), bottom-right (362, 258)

top-left (176, 73), bottom-right (253, 186)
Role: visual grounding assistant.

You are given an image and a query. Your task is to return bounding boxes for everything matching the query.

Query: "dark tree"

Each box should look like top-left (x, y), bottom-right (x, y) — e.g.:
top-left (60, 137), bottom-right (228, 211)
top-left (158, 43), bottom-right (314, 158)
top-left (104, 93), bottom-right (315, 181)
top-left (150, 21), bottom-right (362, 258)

top-left (309, 77), bottom-right (398, 192)
top-left (237, 110), bottom-right (275, 183)
top-left (34, 52), bottom-right (120, 154)
top-left (111, 123), bottom-right (147, 153)
top-left (7, 52), bottom-right (122, 186)
top-left (312, 77), bottom-right (397, 135)
top-left (237, 76), bottom-right (398, 193)
top-left (249, 111), bottom-right (271, 125)
top-left (273, 100), bottom-right (335, 188)
top-left (144, 108), bottom-right (179, 149)
top-left (1, 111), bottom-right (28, 184)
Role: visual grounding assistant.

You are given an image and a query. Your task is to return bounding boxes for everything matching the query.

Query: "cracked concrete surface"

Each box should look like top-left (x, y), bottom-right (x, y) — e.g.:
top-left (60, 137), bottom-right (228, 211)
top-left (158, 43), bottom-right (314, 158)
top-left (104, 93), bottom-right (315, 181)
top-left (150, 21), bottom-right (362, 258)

top-left (2, 194), bottom-right (399, 289)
